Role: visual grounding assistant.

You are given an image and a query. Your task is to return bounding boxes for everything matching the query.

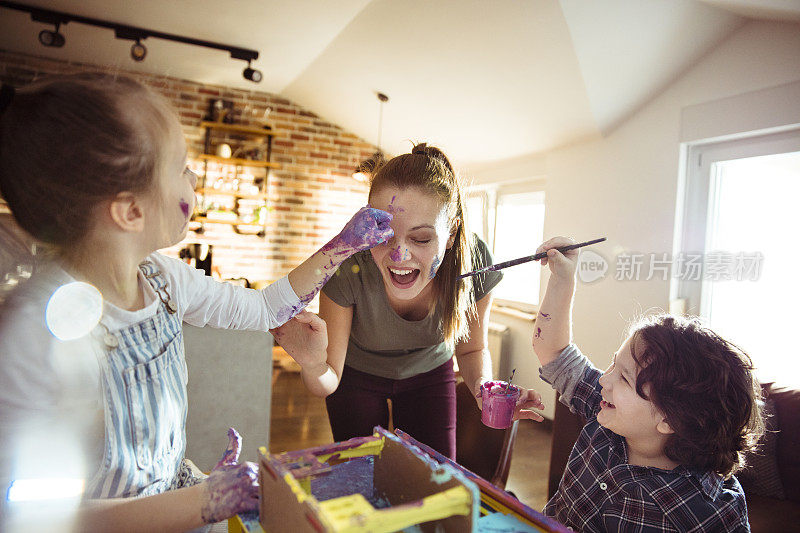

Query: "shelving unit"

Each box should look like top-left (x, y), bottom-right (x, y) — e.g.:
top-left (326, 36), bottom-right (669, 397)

top-left (192, 121), bottom-right (280, 237)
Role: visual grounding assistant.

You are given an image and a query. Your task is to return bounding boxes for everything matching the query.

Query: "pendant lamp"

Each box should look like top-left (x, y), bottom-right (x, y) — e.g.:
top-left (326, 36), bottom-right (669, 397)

top-left (352, 92), bottom-right (389, 183)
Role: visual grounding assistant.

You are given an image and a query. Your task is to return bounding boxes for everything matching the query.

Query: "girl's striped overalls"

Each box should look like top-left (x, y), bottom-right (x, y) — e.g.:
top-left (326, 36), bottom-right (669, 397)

top-left (85, 261), bottom-right (191, 498)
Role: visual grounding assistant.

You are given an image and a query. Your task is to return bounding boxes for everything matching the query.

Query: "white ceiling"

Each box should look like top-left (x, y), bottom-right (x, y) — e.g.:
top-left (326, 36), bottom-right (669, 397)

top-left (0, 1), bottom-right (797, 168)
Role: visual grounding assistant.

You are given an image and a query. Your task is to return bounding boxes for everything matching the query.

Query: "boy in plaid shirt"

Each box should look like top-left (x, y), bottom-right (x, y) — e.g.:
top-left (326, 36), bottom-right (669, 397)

top-left (532, 237), bottom-right (764, 532)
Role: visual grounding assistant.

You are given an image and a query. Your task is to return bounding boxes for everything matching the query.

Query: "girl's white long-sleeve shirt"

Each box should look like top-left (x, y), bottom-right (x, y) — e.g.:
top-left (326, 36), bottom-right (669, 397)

top-left (0, 252), bottom-right (300, 511)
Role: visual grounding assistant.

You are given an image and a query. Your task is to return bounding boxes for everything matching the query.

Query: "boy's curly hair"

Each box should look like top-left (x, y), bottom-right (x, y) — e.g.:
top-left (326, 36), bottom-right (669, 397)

top-left (628, 314), bottom-right (764, 478)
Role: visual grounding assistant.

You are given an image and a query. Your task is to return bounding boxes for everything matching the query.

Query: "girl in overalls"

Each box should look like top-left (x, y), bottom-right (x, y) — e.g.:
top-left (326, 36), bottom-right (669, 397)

top-left (0, 74), bottom-right (392, 530)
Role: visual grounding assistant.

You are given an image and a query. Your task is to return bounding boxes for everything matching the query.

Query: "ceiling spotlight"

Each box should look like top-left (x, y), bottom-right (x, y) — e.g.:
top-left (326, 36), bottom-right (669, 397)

top-left (130, 40), bottom-right (147, 62)
top-left (3, 3), bottom-right (261, 78)
top-left (243, 61), bottom-right (262, 83)
top-left (38, 24), bottom-right (65, 48)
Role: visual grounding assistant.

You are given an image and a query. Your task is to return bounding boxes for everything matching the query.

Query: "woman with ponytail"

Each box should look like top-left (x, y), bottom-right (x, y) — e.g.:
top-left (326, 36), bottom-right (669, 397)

top-left (277, 143), bottom-right (545, 458)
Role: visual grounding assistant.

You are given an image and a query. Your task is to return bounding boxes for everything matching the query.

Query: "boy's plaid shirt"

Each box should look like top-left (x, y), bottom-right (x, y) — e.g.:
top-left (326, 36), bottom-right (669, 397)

top-left (540, 345), bottom-right (750, 532)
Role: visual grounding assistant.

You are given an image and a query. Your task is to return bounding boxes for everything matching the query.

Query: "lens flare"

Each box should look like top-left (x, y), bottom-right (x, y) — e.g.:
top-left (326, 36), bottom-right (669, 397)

top-left (7, 478), bottom-right (85, 501)
top-left (45, 282), bottom-right (103, 340)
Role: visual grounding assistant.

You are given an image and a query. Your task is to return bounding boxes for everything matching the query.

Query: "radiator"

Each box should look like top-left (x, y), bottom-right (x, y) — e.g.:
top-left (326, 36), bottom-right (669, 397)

top-left (487, 322), bottom-right (510, 378)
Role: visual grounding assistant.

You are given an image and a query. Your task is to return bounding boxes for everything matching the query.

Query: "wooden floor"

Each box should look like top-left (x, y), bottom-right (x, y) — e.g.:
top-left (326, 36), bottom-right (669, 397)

top-left (269, 371), bottom-right (553, 512)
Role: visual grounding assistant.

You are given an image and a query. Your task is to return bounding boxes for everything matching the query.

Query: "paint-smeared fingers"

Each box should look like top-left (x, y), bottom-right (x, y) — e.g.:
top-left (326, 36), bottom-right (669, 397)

top-left (367, 206), bottom-right (393, 225)
top-left (217, 427), bottom-right (242, 468)
top-left (376, 225), bottom-right (394, 244)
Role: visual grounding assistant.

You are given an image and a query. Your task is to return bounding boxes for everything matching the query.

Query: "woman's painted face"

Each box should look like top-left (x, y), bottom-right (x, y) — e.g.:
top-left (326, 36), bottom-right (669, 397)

top-left (368, 186), bottom-right (455, 301)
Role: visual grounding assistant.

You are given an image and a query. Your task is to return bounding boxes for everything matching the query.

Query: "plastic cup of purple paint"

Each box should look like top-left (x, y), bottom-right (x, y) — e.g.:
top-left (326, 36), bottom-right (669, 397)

top-left (480, 380), bottom-right (521, 429)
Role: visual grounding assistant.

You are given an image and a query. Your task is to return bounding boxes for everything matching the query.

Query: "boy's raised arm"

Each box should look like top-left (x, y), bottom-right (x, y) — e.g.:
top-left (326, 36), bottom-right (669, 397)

top-left (531, 237), bottom-right (579, 367)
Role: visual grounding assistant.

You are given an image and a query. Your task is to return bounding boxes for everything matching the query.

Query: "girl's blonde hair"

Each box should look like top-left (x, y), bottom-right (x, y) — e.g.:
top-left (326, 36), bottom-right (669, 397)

top-left (0, 72), bottom-right (178, 250)
top-left (368, 143), bottom-right (475, 347)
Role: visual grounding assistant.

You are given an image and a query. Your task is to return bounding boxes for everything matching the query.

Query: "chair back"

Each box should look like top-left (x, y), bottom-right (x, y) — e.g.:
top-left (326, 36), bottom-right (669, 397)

top-left (455, 381), bottom-right (519, 489)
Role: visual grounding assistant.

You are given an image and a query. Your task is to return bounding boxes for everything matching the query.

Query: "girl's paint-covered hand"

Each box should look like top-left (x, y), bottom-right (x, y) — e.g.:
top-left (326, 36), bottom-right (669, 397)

top-left (201, 428), bottom-right (259, 524)
top-left (282, 207), bottom-right (392, 325)
top-left (535, 236), bottom-right (579, 282)
top-left (331, 206), bottom-right (394, 254)
top-left (270, 310), bottom-right (328, 371)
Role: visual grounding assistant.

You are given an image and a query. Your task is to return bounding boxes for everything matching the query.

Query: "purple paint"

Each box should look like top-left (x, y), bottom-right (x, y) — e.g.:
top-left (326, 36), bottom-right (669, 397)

top-left (539, 312), bottom-right (551, 320)
top-left (309, 455), bottom-right (378, 504)
top-left (321, 206), bottom-right (393, 254)
top-left (217, 427), bottom-right (241, 466)
top-left (429, 255), bottom-right (441, 279)
top-left (389, 245), bottom-right (410, 263)
top-left (480, 381), bottom-right (521, 429)
top-left (535, 327), bottom-right (542, 339)
top-left (277, 435), bottom-right (380, 460)
top-left (276, 303), bottom-right (302, 324)
top-left (386, 195), bottom-right (406, 215)
top-left (287, 458), bottom-right (332, 479)
top-left (179, 199), bottom-right (190, 217)
top-left (200, 427), bottom-right (259, 523)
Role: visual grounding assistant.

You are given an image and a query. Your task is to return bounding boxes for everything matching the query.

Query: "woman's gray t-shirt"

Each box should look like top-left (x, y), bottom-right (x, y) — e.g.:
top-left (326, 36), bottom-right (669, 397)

top-left (322, 237), bottom-right (502, 379)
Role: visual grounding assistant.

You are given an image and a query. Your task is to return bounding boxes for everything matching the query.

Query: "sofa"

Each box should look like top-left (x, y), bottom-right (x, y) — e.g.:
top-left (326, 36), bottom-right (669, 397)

top-left (737, 382), bottom-right (800, 532)
top-left (547, 383), bottom-right (800, 532)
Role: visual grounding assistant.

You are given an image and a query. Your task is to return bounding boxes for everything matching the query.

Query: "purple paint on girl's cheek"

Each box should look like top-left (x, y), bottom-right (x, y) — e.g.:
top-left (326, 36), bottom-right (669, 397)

top-left (539, 312), bottom-right (551, 320)
top-left (535, 327), bottom-right (542, 339)
top-left (179, 199), bottom-right (190, 217)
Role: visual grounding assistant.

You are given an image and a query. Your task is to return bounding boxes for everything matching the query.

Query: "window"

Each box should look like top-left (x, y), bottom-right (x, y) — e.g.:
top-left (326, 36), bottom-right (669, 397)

top-left (676, 129), bottom-right (800, 383)
top-left (466, 183), bottom-right (545, 309)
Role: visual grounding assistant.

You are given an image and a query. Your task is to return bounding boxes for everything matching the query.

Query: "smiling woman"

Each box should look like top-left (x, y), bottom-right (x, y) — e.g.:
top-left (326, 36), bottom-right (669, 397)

top-left (287, 143), bottom-right (548, 460)
top-left (317, 144), bottom-right (499, 458)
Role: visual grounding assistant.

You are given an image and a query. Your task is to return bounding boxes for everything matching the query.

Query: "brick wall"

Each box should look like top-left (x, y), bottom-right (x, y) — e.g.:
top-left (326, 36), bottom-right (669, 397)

top-left (0, 49), bottom-right (375, 285)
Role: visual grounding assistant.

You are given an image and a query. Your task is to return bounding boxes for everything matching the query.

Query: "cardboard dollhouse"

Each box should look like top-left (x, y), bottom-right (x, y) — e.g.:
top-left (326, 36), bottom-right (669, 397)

top-left (255, 426), bottom-right (570, 533)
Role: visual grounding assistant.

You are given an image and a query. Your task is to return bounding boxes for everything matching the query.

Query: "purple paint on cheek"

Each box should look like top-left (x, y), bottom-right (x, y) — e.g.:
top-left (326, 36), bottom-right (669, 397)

top-left (429, 255), bottom-right (441, 279)
top-left (535, 327), bottom-right (542, 339)
top-left (179, 199), bottom-right (190, 217)
top-left (539, 312), bottom-right (551, 320)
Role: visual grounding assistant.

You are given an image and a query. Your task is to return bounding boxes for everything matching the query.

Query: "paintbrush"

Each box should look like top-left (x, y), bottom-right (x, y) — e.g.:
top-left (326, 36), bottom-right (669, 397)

top-left (505, 368), bottom-right (516, 392)
top-left (458, 237), bottom-right (606, 280)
